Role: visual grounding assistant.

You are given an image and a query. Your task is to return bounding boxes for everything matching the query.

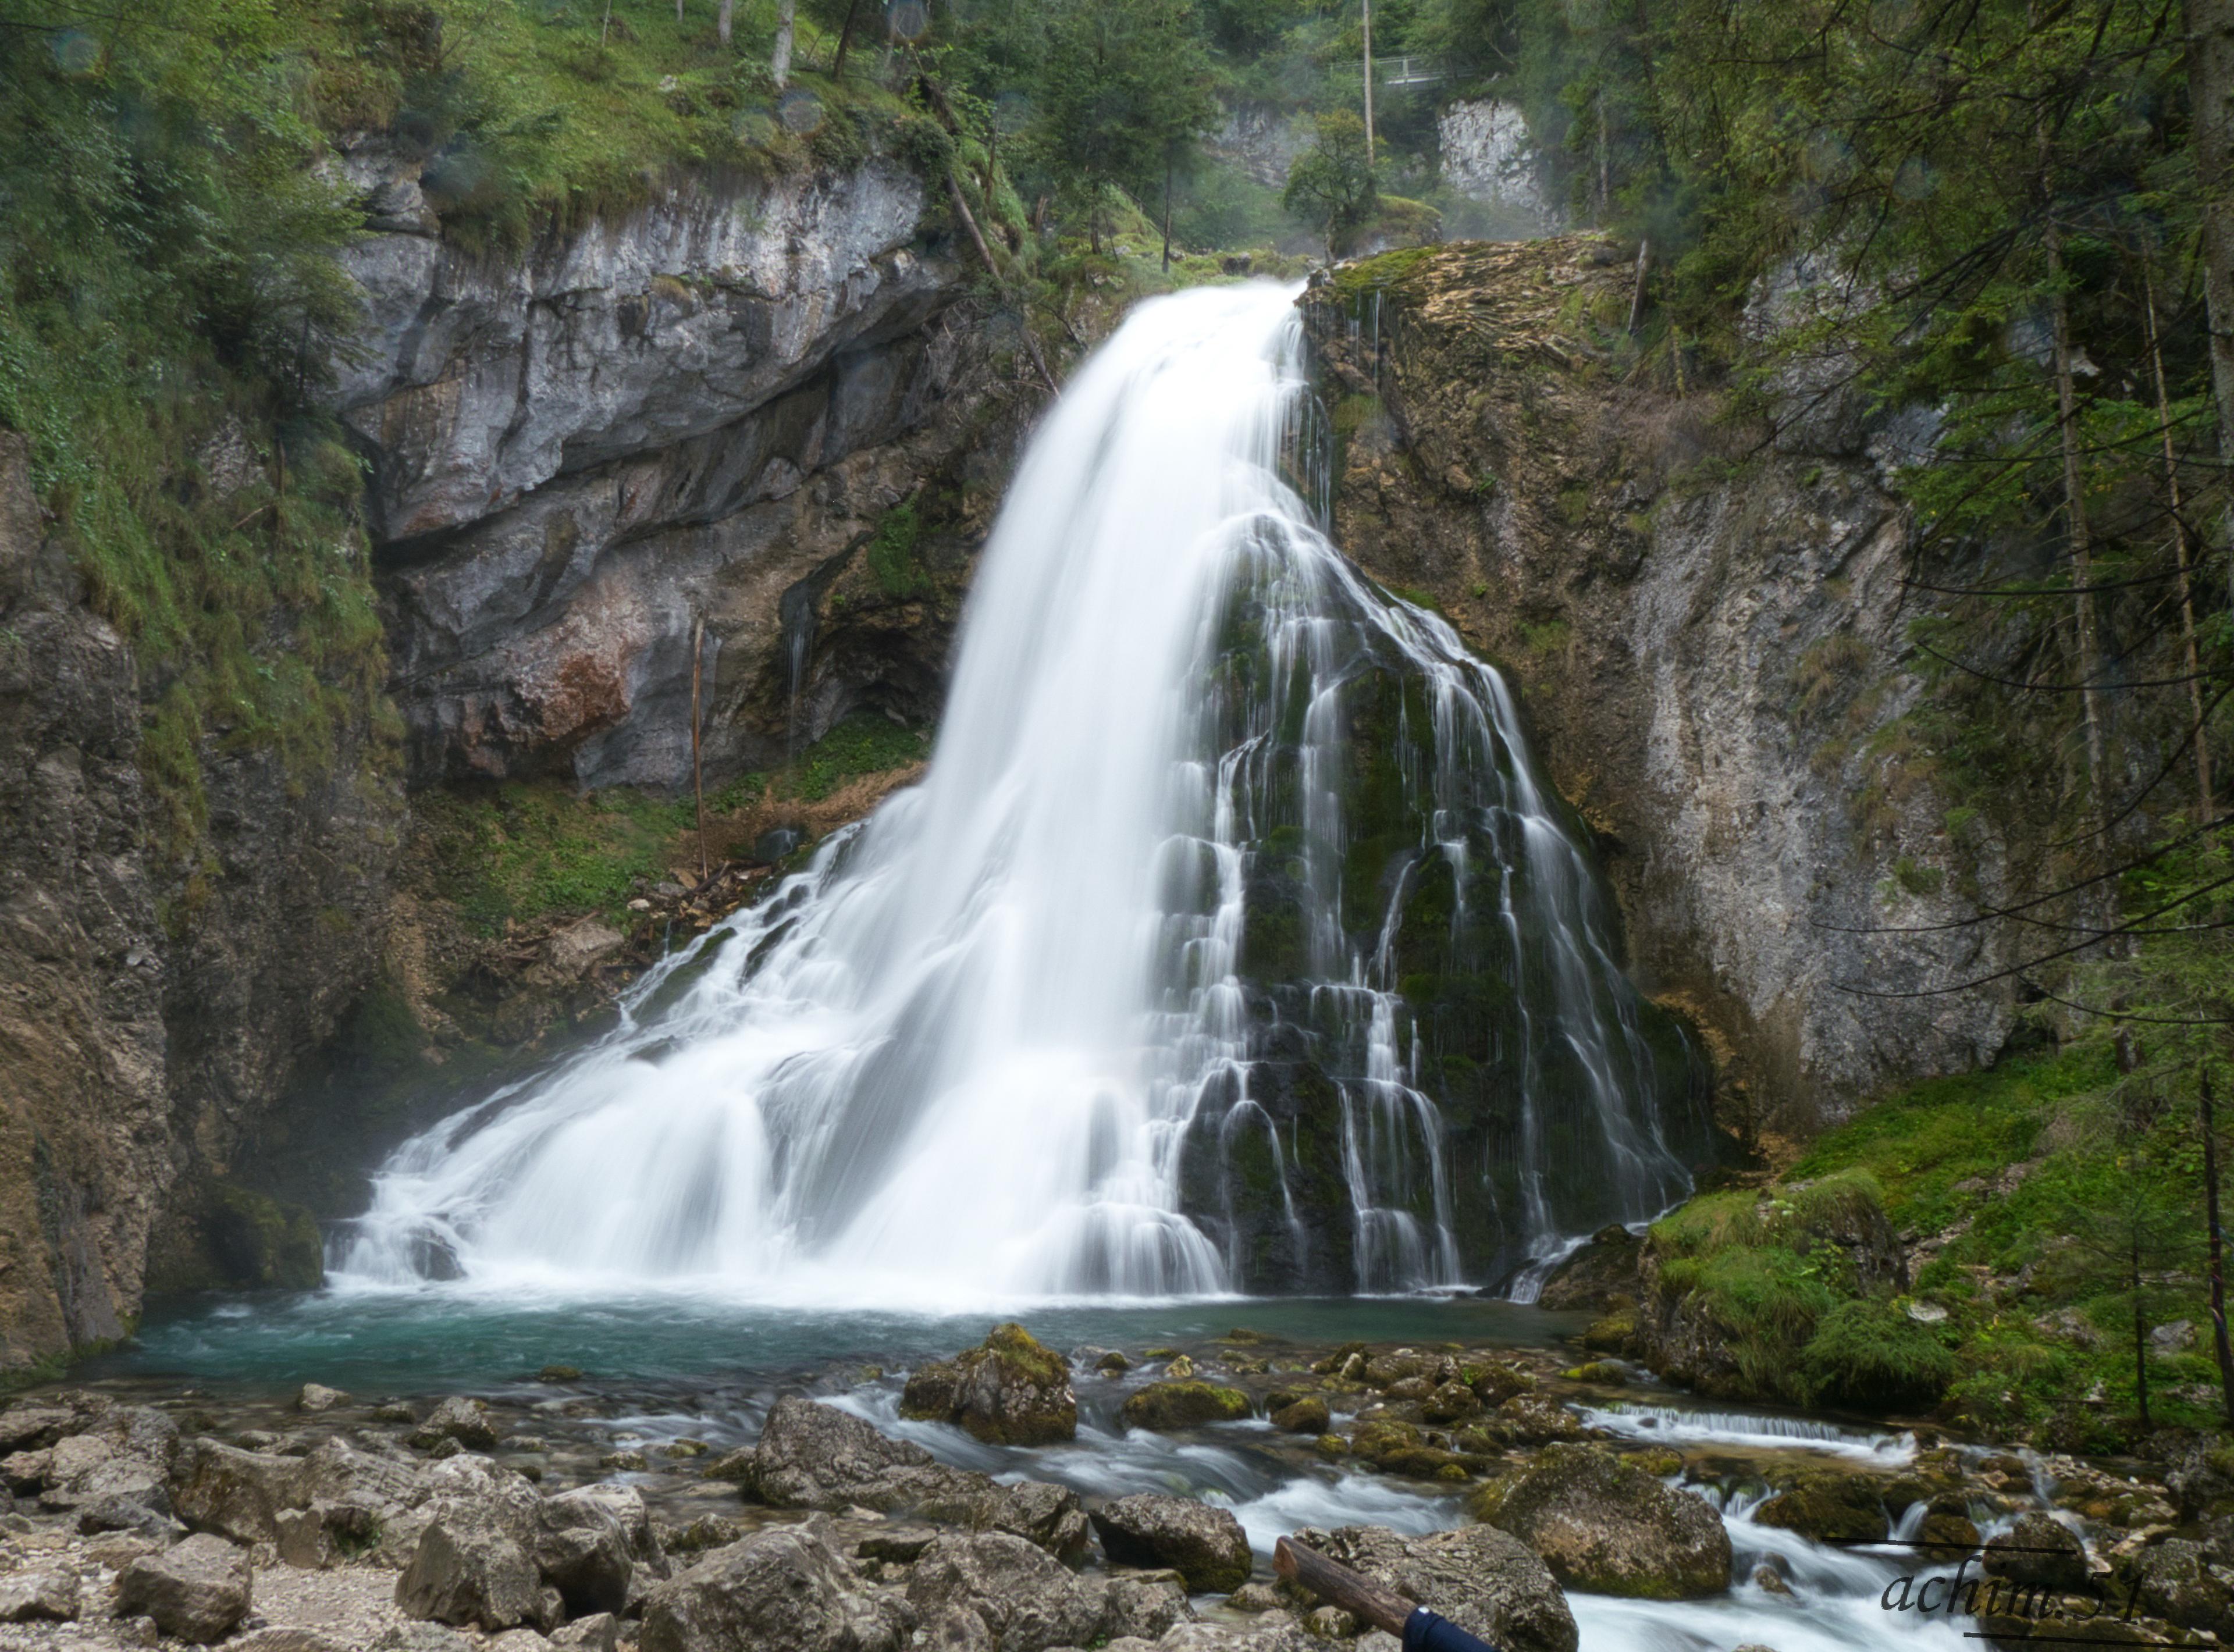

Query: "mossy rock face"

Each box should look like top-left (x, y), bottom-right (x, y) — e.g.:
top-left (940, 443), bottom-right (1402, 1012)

top-left (1271, 1395), bottom-right (1331, 1434)
top-left (1117, 1381), bottom-right (1252, 1432)
top-left (899, 1322), bottom-right (1077, 1446)
top-left (146, 1180), bottom-right (325, 1294)
top-left (1753, 1469), bottom-right (1890, 1544)
top-left (1349, 1416), bottom-right (1424, 1463)
top-left (1467, 1443), bottom-right (1731, 1600)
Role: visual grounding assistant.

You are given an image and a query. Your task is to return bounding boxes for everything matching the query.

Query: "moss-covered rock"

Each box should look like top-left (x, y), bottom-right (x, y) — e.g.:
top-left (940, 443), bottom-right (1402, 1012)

top-left (1117, 1382), bottom-right (1251, 1432)
top-left (1467, 1443), bottom-right (1731, 1600)
top-left (1271, 1395), bottom-right (1331, 1434)
top-left (1753, 1469), bottom-right (1890, 1544)
top-left (899, 1323), bottom-right (1076, 1446)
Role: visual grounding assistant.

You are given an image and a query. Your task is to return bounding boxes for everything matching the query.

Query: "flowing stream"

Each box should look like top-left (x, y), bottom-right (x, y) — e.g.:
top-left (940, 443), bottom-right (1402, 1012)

top-left (338, 282), bottom-right (1703, 1303)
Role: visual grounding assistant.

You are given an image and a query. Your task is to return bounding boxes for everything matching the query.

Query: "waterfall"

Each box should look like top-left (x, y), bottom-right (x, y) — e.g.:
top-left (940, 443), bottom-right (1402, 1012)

top-left (337, 283), bottom-right (1705, 1304)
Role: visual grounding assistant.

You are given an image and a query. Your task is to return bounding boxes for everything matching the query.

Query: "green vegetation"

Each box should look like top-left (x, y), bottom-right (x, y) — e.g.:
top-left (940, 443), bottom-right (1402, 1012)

top-left (1638, 986), bottom-right (2234, 1446)
top-left (412, 711), bottom-right (927, 931)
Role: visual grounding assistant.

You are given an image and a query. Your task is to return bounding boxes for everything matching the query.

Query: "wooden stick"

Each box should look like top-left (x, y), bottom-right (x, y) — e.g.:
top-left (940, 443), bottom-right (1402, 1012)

top-left (691, 614), bottom-right (709, 881)
top-left (1273, 1537), bottom-right (1414, 1637)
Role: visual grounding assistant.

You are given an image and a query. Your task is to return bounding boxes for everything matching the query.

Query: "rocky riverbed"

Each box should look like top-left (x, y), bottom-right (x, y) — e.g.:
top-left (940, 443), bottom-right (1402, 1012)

top-left (4, 1320), bottom-right (2232, 1652)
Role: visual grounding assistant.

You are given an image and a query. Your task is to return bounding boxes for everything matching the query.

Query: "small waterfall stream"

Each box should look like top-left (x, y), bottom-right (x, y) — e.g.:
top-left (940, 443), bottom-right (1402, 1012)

top-left (339, 283), bottom-right (1705, 1302)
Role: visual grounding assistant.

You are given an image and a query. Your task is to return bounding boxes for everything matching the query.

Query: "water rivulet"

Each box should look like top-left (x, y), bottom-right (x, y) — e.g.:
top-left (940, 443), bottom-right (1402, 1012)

top-left (339, 284), bottom-right (1711, 1302)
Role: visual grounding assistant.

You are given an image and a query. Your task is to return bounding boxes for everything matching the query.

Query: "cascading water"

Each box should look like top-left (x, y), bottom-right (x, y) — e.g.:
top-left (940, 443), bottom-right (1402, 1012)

top-left (339, 283), bottom-right (1708, 1304)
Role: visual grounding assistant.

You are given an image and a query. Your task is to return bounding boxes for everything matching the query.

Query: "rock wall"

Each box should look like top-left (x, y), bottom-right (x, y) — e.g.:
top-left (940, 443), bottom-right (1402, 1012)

top-left (0, 146), bottom-right (999, 1375)
top-left (1437, 101), bottom-right (1563, 236)
top-left (1303, 239), bottom-right (2015, 1135)
top-left (0, 428), bottom-right (402, 1370)
top-left (329, 144), bottom-right (990, 789)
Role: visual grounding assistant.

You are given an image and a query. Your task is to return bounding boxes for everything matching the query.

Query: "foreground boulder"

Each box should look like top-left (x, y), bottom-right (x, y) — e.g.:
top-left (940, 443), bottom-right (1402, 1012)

top-left (901, 1323), bottom-right (1078, 1446)
top-left (727, 1397), bottom-right (1087, 1561)
top-left (907, 1531), bottom-right (1108, 1652)
top-left (1289, 1525), bottom-right (1576, 1652)
top-left (641, 1521), bottom-right (911, 1652)
top-left (396, 1456), bottom-right (553, 1631)
top-left (116, 1533), bottom-right (253, 1643)
top-left (534, 1486), bottom-right (637, 1616)
top-left (1468, 1444), bottom-right (1730, 1600)
top-left (170, 1438), bottom-right (311, 1543)
top-left (730, 1397), bottom-right (937, 1508)
top-left (1090, 1494), bottom-right (1252, 1592)
top-left (1118, 1382), bottom-right (1251, 1431)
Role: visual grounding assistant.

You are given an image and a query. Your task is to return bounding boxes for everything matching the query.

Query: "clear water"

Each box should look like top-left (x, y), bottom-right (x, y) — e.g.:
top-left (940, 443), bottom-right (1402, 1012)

top-left (90, 1290), bottom-right (1581, 1398)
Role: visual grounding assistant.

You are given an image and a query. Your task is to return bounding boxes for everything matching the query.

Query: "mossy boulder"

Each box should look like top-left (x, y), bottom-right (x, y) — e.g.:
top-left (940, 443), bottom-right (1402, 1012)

top-left (899, 1323), bottom-right (1076, 1446)
top-left (1753, 1469), bottom-right (1889, 1544)
top-left (1117, 1382), bottom-right (1251, 1433)
top-left (1349, 1417), bottom-right (1423, 1464)
top-left (1467, 1361), bottom-right (1538, 1404)
top-left (1468, 1443), bottom-right (1731, 1600)
top-left (1271, 1396), bottom-right (1331, 1435)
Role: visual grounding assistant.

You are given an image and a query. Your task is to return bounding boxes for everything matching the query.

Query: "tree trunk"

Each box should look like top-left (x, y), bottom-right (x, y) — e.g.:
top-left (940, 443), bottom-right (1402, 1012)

top-left (2191, 0), bottom-right (2234, 497)
top-left (2144, 256), bottom-right (2214, 814)
top-left (1162, 158), bottom-right (1174, 273)
top-left (2135, 1225), bottom-right (2152, 1427)
top-left (833, 0), bottom-right (863, 74)
top-left (2203, 1069), bottom-right (2234, 1425)
top-left (717, 0), bottom-right (733, 45)
top-left (773, 0), bottom-right (796, 87)
top-left (2044, 217), bottom-right (2113, 900)
top-left (1361, 0), bottom-right (1375, 156)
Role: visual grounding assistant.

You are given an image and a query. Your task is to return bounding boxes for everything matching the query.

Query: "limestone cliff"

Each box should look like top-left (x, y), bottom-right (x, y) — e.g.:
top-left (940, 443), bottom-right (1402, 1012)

top-left (1303, 238), bottom-right (2015, 1135)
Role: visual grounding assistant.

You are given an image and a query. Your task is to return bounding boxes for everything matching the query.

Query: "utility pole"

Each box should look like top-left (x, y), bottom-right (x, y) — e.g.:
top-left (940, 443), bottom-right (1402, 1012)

top-left (1361, 0), bottom-right (1375, 158)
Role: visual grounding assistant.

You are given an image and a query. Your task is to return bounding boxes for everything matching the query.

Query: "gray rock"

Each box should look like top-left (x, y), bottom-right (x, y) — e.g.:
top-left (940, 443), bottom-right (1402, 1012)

top-left (1292, 1524), bottom-right (1578, 1652)
top-left (296, 1383), bottom-right (350, 1413)
top-left (906, 1532), bottom-right (1107, 1652)
top-left (1089, 1494), bottom-right (1252, 1593)
top-left (418, 1396), bottom-right (499, 1451)
top-left (0, 1565), bottom-right (78, 1622)
top-left (1104, 1572), bottom-right (1191, 1639)
top-left (169, 1437), bottom-right (311, 1543)
top-left (535, 1484), bottom-right (636, 1615)
top-left (229, 1632), bottom-right (353, 1652)
top-left (551, 1612), bottom-right (621, 1651)
top-left (115, 1532), bottom-right (253, 1644)
top-left (396, 1455), bottom-right (548, 1631)
top-left (1471, 1443), bottom-right (1730, 1599)
top-left (369, 1628), bottom-right (478, 1652)
top-left (740, 1396), bottom-right (938, 1508)
top-left (639, 1519), bottom-right (912, 1652)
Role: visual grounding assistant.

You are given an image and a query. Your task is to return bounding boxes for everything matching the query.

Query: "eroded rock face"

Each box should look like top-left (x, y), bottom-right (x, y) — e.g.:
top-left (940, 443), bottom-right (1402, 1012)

top-left (1304, 237), bottom-right (2014, 1131)
top-left (333, 160), bottom-right (988, 792)
top-left (1468, 1443), bottom-right (1731, 1600)
top-left (905, 1531), bottom-right (1106, 1652)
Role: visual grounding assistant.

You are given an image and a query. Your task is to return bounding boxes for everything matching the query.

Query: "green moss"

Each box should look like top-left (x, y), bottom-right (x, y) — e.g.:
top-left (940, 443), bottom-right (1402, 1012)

top-left (789, 713), bottom-right (930, 802)
top-left (1117, 1380), bottom-right (1253, 1431)
top-left (1802, 1298), bottom-right (1956, 1411)
top-left (1329, 244), bottom-right (1443, 297)
top-left (865, 499), bottom-right (929, 599)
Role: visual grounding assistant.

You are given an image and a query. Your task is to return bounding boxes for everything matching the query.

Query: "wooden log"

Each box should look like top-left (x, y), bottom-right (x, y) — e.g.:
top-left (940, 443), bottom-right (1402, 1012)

top-left (1273, 1537), bottom-right (1414, 1636)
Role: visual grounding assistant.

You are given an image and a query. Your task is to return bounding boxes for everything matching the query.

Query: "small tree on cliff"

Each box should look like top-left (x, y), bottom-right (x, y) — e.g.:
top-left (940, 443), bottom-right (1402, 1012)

top-left (1283, 109), bottom-right (1378, 255)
